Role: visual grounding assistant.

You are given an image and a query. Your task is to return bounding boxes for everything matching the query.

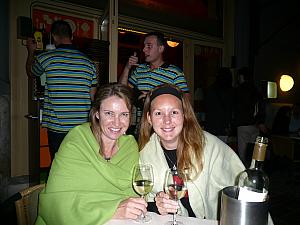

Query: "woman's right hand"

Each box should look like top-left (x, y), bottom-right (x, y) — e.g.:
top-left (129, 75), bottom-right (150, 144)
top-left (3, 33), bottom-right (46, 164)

top-left (112, 197), bottom-right (147, 220)
top-left (155, 191), bottom-right (179, 215)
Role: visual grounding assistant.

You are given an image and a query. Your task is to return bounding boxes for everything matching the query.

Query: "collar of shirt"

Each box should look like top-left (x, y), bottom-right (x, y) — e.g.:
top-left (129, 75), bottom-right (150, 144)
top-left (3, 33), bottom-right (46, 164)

top-left (56, 44), bottom-right (76, 49)
top-left (145, 62), bottom-right (170, 69)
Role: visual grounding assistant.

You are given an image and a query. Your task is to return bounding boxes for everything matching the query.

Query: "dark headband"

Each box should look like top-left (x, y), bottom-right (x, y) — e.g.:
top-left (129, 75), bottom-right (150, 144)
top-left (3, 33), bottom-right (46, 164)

top-left (150, 86), bottom-right (182, 102)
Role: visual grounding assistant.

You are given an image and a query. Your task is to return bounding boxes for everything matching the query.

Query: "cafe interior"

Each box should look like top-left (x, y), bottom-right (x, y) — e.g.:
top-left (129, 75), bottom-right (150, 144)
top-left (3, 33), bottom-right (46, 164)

top-left (1, 0), bottom-right (300, 224)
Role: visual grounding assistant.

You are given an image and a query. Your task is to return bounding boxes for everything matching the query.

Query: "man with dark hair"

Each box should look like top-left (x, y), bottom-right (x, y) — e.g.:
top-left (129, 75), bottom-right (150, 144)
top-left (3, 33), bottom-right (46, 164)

top-left (51, 20), bottom-right (72, 39)
top-left (26, 20), bottom-right (97, 163)
top-left (119, 32), bottom-right (189, 135)
top-left (146, 31), bottom-right (166, 46)
top-left (119, 32), bottom-right (189, 98)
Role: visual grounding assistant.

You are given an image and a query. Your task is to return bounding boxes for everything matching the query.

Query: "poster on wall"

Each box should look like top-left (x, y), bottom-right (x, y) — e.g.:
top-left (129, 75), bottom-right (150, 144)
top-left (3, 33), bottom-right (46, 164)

top-left (32, 8), bottom-right (94, 38)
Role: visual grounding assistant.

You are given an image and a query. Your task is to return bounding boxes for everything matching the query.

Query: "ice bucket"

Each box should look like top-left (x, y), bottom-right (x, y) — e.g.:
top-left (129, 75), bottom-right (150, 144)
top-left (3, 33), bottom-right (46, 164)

top-left (220, 186), bottom-right (269, 225)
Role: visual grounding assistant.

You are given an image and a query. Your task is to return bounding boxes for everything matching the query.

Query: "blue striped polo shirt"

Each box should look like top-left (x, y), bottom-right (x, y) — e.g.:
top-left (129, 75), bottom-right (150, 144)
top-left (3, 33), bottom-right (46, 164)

top-left (128, 63), bottom-right (189, 93)
top-left (32, 44), bottom-right (97, 133)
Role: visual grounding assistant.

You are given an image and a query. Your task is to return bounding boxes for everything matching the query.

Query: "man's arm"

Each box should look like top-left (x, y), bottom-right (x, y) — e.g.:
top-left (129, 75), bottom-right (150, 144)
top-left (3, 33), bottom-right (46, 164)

top-left (26, 38), bottom-right (37, 78)
top-left (119, 66), bottom-right (130, 85)
top-left (118, 52), bottom-right (138, 85)
top-left (90, 87), bottom-right (97, 102)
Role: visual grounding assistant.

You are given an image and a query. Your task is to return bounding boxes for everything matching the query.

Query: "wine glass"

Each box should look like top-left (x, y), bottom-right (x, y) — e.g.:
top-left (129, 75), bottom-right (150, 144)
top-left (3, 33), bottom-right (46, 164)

top-left (132, 164), bottom-right (154, 223)
top-left (164, 169), bottom-right (187, 225)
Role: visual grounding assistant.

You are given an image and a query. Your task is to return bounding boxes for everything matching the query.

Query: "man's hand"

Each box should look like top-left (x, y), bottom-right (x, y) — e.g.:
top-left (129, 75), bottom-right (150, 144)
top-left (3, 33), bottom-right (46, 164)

top-left (126, 52), bottom-right (139, 70)
top-left (119, 52), bottom-right (139, 85)
top-left (26, 38), bottom-right (37, 54)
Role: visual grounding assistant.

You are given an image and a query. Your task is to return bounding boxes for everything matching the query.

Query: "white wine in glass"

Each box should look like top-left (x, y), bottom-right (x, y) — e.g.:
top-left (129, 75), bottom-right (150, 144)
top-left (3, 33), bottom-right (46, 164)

top-left (165, 184), bottom-right (187, 201)
top-left (132, 164), bottom-right (154, 223)
top-left (164, 169), bottom-right (187, 225)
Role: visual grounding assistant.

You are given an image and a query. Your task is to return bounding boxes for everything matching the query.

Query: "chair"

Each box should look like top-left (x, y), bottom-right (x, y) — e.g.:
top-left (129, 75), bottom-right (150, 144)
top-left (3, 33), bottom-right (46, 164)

top-left (15, 184), bottom-right (45, 225)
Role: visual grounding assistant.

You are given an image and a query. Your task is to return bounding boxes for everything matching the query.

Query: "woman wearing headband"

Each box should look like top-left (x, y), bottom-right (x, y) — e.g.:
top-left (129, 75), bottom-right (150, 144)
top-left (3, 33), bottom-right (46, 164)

top-left (138, 83), bottom-right (245, 220)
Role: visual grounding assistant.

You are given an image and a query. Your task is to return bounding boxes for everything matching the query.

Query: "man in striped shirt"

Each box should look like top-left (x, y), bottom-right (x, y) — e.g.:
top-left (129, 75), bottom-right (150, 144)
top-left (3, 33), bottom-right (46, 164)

top-left (119, 32), bottom-right (189, 135)
top-left (26, 20), bottom-right (97, 162)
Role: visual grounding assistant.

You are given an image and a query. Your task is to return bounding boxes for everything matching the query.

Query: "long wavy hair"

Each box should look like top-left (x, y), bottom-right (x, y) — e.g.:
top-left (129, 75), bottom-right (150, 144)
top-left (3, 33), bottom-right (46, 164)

top-left (138, 83), bottom-right (204, 179)
top-left (89, 83), bottom-right (134, 145)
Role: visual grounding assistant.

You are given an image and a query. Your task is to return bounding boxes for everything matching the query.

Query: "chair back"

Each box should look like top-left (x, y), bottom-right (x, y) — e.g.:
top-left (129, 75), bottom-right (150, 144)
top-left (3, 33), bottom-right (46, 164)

top-left (15, 183), bottom-right (45, 225)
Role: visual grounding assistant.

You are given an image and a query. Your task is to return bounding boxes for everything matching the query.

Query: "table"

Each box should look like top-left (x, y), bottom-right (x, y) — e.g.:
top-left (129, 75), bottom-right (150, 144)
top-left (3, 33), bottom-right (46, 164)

top-left (271, 134), bottom-right (300, 162)
top-left (104, 212), bottom-right (218, 225)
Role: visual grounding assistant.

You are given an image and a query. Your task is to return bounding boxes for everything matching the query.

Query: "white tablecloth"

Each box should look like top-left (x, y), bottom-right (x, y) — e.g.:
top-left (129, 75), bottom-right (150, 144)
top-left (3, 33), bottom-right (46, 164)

top-left (105, 212), bottom-right (218, 225)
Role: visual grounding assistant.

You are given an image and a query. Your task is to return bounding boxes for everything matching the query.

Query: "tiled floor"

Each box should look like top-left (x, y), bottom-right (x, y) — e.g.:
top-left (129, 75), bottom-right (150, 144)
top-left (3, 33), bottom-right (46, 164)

top-left (267, 157), bottom-right (300, 225)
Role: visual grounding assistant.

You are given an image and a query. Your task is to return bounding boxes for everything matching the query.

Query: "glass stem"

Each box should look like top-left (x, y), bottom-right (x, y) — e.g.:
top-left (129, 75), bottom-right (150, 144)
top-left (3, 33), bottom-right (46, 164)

top-left (172, 200), bottom-right (178, 225)
top-left (140, 195), bottom-right (145, 221)
top-left (173, 212), bottom-right (177, 225)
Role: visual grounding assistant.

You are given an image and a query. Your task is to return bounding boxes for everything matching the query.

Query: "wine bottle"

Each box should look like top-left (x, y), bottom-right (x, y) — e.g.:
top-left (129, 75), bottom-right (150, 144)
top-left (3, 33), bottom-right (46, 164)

top-left (237, 136), bottom-right (269, 202)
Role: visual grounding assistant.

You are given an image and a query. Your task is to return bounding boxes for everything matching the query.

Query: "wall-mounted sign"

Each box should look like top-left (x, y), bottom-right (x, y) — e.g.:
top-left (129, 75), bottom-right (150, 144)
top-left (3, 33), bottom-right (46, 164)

top-left (32, 8), bottom-right (94, 38)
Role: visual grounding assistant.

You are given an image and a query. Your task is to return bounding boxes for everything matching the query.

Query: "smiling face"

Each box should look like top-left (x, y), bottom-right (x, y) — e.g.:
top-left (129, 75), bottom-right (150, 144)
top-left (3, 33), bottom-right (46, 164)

top-left (96, 96), bottom-right (130, 143)
top-left (143, 35), bottom-right (164, 65)
top-left (147, 94), bottom-right (184, 149)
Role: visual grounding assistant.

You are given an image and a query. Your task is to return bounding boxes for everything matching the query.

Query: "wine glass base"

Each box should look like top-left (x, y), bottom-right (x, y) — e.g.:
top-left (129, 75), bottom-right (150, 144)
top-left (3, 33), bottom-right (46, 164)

top-left (134, 214), bottom-right (152, 223)
top-left (165, 221), bottom-right (183, 225)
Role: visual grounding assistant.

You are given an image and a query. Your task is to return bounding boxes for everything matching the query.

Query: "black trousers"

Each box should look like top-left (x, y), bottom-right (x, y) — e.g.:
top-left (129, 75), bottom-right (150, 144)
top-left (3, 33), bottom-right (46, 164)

top-left (47, 130), bottom-right (67, 162)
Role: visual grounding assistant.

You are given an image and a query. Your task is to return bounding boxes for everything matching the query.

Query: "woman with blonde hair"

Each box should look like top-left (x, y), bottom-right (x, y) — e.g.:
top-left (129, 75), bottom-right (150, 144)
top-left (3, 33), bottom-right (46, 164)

top-left (35, 83), bottom-right (147, 225)
top-left (139, 83), bottom-right (245, 220)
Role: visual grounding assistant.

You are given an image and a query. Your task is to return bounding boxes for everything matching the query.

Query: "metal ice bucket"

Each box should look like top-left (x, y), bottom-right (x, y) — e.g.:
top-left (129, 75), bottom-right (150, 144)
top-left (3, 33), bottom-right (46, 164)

top-left (220, 186), bottom-right (269, 225)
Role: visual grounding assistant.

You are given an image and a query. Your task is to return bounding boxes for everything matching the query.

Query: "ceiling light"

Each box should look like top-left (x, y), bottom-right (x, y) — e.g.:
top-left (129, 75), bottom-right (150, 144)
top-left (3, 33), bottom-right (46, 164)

top-left (118, 27), bottom-right (146, 35)
top-left (279, 74), bottom-right (294, 91)
top-left (167, 40), bottom-right (179, 47)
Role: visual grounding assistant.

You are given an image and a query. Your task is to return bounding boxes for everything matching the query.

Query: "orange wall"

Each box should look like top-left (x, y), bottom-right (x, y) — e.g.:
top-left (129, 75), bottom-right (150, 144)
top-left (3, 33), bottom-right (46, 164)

top-left (40, 127), bottom-right (51, 168)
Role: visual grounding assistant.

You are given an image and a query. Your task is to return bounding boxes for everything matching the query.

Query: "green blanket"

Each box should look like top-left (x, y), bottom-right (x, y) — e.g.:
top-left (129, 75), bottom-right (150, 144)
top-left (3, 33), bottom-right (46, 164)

top-left (35, 123), bottom-right (139, 225)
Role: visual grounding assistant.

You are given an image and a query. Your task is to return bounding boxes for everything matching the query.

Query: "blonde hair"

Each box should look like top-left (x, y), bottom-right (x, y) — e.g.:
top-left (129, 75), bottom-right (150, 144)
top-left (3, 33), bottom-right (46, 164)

top-left (138, 83), bottom-right (204, 178)
top-left (89, 83), bottom-right (134, 145)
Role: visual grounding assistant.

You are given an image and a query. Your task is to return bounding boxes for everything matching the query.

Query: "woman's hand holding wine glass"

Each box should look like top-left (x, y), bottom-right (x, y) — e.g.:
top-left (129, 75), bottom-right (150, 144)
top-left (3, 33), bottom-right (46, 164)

top-left (154, 191), bottom-right (179, 215)
top-left (112, 197), bottom-right (147, 220)
top-left (164, 169), bottom-right (187, 225)
top-left (132, 164), bottom-right (154, 223)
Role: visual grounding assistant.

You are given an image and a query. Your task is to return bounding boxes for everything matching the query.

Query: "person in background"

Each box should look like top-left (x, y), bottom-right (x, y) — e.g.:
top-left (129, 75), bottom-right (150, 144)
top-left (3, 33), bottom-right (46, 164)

top-left (138, 83), bottom-right (245, 220)
top-left (35, 83), bottom-right (147, 225)
top-left (118, 31), bottom-right (189, 136)
top-left (272, 105), bottom-right (292, 135)
top-left (205, 67), bottom-right (234, 143)
top-left (234, 67), bottom-right (267, 166)
top-left (26, 20), bottom-right (97, 162)
top-left (289, 103), bottom-right (300, 133)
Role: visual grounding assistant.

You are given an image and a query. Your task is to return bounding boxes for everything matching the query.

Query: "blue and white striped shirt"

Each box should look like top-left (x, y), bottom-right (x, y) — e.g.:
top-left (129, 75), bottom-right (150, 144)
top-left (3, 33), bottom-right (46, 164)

top-left (128, 63), bottom-right (189, 93)
top-left (32, 44), bottom-right (97, 132)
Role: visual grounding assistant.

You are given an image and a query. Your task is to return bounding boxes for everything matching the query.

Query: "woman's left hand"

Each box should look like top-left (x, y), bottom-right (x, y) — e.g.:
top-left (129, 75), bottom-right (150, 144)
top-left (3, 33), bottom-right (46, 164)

top-left (155, 191), bottom-right (179, 215)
